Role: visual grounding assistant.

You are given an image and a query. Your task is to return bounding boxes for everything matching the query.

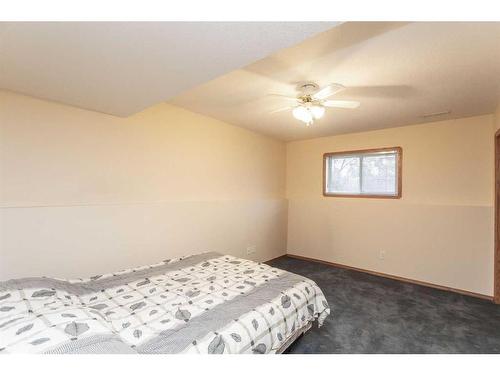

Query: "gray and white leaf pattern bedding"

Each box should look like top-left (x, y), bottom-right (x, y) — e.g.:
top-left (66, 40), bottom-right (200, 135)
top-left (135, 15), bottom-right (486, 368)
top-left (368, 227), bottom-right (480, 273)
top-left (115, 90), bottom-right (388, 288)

top-left (0, 252), bottom-right (330, 354)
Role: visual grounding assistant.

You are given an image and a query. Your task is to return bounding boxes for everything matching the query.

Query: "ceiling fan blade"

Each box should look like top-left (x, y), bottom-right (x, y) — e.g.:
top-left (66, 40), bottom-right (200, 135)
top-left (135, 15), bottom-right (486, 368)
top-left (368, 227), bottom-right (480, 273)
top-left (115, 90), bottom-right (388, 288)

top-left (340, 85), bottom-right (416, 98)
top-left (267, 93), bottom-right (299, 101)
top-left (312, 83), bottom-right (345, 100)
top-left (269, 106), bottom-right (293, 114)
top-left (322, 100), bottom-right (360, 109)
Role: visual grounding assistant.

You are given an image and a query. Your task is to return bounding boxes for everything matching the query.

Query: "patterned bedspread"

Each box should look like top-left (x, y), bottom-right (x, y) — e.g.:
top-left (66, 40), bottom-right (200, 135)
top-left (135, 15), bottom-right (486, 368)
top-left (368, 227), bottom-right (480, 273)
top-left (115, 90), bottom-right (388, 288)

top-left (0, 252), bottom-right (330, 354)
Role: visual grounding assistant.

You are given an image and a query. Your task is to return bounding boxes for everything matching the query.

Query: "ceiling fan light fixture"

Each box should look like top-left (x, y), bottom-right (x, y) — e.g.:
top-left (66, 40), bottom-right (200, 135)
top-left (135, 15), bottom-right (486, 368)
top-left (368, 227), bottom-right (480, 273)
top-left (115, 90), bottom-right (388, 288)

top-left (292, 105), bottom-right (313, 124)
top-left (310, 105), bottom-right (325, 119)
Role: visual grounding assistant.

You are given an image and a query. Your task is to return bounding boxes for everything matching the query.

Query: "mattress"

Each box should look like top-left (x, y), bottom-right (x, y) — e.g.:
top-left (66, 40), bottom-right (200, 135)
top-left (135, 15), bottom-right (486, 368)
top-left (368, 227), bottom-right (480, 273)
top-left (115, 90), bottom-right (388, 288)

top-left (0, 252), bottom-right (330, 354)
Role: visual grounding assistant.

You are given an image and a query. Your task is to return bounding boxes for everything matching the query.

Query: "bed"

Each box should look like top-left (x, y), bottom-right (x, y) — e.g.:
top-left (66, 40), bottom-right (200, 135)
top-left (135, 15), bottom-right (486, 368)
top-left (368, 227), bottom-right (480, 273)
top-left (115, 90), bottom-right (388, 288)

top-left (0, 252), bottom-right (330, 354)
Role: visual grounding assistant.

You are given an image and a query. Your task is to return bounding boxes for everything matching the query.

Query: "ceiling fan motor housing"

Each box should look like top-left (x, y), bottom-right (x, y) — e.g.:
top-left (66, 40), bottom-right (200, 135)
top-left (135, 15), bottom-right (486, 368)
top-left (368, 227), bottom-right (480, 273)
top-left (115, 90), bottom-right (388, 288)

top-left (297, 82), bottom-right (319, 95)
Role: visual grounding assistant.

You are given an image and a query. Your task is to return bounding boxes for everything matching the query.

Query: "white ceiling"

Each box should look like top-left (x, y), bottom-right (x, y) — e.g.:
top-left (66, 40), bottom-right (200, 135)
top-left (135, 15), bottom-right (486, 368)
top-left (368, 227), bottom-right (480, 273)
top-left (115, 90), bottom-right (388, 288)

top-left (170, 22), bottom-right (500, 141)
top-left (0, 22), bottom-right (335, 116)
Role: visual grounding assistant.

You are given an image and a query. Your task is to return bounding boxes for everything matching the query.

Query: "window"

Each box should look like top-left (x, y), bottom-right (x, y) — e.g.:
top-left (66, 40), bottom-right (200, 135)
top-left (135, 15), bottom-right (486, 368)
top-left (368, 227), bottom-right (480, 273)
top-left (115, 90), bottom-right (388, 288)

top-left (323, 147), bottom-right (402, 198)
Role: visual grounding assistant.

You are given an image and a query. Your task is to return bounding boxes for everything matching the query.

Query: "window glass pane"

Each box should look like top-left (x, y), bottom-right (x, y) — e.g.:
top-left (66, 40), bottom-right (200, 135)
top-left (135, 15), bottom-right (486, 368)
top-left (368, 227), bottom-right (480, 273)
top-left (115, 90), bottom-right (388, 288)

top-left (328, 156), bottom-right (360, 194)
top-left (361, 153), bottom-right (397, 195)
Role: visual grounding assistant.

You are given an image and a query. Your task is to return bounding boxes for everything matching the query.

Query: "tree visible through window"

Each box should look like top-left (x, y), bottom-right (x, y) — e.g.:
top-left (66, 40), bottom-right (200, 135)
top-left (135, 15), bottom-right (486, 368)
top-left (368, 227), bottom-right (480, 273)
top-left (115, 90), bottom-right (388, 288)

top-left (324, 147), bottom-right (401, 198)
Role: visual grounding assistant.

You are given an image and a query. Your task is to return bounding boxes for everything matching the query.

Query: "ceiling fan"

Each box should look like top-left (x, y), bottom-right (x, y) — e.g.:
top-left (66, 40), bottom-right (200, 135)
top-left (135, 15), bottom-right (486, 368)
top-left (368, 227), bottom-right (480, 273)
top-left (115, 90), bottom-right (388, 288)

top-left (270, 82), bottom-right (360, 126)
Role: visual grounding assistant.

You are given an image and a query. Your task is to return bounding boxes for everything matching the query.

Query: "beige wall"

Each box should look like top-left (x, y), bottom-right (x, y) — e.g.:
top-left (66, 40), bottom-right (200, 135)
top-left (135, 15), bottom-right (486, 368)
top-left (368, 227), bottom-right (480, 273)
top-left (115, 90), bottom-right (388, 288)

top-left (0, 91), bottom-right (287, 279)
top-left (287, 115), bottom-right (495, 296)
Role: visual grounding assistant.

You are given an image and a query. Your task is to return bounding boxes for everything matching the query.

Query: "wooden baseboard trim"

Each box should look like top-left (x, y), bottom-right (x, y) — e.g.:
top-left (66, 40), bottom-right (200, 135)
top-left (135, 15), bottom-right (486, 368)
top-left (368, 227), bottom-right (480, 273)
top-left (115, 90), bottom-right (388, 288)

top-left (264, 254), bottom-right (289, 263)
top-left (285, 254), bottom-right (493, 302)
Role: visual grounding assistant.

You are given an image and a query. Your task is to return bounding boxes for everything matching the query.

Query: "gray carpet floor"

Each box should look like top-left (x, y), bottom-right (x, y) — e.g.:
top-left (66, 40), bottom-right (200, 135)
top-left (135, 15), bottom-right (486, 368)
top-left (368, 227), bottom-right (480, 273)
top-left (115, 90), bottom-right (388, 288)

top-left (267, 256), bottom-right (500, 353)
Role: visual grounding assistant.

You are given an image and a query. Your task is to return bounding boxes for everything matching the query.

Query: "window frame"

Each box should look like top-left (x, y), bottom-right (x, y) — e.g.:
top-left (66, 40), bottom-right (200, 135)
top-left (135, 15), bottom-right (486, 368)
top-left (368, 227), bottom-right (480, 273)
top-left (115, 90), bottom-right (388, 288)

top-left (322, 146), bottom-right (402, 199)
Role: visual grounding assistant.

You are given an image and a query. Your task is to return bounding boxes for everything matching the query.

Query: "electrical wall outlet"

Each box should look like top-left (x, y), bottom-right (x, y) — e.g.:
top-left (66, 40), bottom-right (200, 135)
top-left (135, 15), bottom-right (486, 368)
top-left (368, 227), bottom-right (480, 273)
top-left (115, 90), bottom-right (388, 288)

top-left (246, 245), bottom-right (256, 255)
top-left (378, 250), bottom-right (386, 260)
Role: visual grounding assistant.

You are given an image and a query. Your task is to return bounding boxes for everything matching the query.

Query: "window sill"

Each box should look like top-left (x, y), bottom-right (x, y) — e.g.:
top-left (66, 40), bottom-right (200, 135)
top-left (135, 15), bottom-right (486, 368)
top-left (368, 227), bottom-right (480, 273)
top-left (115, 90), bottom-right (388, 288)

top-left (322, 193), bottom-right (402, 199)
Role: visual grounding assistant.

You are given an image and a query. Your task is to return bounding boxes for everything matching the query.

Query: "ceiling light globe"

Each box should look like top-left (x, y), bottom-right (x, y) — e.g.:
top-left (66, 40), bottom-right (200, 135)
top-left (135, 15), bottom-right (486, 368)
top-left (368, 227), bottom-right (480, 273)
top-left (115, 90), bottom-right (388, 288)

top-left (292, 106), bottom-right (313, 123)
top-left (310, 105), bottom-right (325, 119)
